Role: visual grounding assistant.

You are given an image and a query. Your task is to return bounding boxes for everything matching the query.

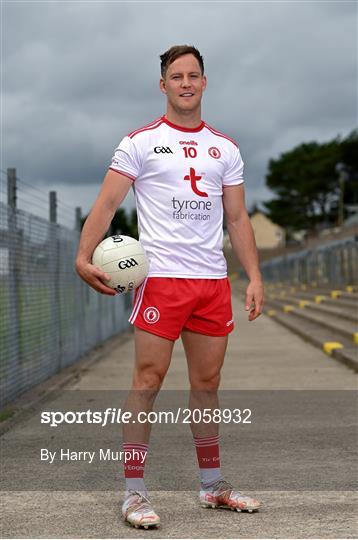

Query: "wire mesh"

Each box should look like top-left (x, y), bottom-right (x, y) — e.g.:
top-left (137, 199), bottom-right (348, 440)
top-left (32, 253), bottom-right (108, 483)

top-left (0, 175), bottom-right (132, 407)
top-left (257, 236), bottom-right (358, 287)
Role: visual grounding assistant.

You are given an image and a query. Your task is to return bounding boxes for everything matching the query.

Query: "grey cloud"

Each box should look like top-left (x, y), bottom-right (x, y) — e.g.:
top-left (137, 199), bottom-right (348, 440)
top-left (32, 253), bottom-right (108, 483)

top-left (3, 1), bottom-right (356, 213)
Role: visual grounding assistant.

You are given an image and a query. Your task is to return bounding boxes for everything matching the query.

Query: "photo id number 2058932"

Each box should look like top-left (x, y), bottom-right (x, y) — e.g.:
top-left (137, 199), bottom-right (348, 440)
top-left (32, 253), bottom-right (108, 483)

top-left (180, 408), bottom-right (252, 424)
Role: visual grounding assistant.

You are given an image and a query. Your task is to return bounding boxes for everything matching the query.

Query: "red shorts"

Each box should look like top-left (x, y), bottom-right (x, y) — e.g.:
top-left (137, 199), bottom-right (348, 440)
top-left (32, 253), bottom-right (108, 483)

top-left (128, 277), bottom-right (234, 341)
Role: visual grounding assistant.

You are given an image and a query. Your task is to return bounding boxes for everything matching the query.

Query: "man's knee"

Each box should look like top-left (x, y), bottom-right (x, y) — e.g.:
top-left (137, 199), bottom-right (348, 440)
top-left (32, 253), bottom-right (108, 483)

top-left (190, 371), bottom-right (221, 391)
top-left (133, 365), bottom-right (166, 390)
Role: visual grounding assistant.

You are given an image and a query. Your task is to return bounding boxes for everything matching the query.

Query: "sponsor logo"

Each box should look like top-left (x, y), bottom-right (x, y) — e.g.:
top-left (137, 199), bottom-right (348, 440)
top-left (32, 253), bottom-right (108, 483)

top-left (144, 307), bottom-right (160, 324)
top-left (154, 146), bottom-right (173, 154)
top-left (208, 146), bottom-right (221, 159)
top-left (118, 258), bottom-right (138, 269)
top-left (184, 167), bottom-right (208, 197)
top-left (179, 140), bottom-right (198, 146)
top-left (171, 197), bottom-right (212, 221)
top-left (226, 319), bottom-right (234, 326)
top-left (111, 235), bottom-right (123, 242)
top-left (172, 197), bottom-right (212, 211)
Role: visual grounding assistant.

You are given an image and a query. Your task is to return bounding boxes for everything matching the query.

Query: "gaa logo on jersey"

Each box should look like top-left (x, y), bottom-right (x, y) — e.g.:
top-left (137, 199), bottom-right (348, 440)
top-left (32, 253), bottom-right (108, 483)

top-left (143, 306), bottom-right (160, 324)
top-left (154, 146), bottom-right (173, 154)
top-left (208, 146), bottom-right (221, 159)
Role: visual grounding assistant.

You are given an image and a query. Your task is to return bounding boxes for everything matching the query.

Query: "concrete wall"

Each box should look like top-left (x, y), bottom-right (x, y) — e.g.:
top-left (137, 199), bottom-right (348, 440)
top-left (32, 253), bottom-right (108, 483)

top-left (250, 212), bottom-right (285, 249)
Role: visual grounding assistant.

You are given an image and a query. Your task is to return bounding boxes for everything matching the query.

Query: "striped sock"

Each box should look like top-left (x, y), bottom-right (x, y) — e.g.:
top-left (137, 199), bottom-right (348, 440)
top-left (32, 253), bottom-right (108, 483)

top-left (123, 442), bottom-right (148, 496)
top-left (193, 435), bottom-right (223, 486)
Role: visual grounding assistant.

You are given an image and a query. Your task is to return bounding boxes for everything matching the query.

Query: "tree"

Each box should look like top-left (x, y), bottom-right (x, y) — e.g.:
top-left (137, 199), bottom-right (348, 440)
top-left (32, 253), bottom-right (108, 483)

top-left (263, 130), bottom-right (358, 237)
top-left (340, 130), bottom-right (358, 208)
top-left (81, 207), bottom-right (138, 237)
top-left (109, 208), bottom-right (130, 235)
top-left (128, 208), bottom-right (139, 238)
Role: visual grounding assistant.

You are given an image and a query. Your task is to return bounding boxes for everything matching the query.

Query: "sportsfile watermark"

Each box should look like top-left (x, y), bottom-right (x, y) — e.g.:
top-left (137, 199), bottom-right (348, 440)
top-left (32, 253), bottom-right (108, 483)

top-left (1, 390), bottom-right (357, 492)
top-left (40, 407), bottom-right (252, 427)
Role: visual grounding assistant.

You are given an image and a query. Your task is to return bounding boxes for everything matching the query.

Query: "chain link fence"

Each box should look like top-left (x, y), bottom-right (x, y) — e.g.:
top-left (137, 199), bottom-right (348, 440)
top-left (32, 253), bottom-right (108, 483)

top-left (0, 169), bottom-right (132, 407)
top-left (258, 236), bottom-right (358, 287)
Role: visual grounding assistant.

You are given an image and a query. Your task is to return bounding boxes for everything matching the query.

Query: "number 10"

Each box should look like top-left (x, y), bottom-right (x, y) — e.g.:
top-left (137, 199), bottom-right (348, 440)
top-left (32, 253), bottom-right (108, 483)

top-left (183, 147), bottom-right (197, 158)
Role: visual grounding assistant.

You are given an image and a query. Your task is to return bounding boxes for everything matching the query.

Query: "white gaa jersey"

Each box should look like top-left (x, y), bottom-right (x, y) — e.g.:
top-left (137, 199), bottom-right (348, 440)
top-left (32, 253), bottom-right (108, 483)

top-left (109, 115), bottom-right (244, 279)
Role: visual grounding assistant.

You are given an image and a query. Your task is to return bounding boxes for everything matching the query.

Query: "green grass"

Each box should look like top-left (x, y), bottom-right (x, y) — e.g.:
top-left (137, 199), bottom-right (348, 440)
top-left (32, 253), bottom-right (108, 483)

top-left (0, 408), bottom-right (15, 422)
top-left (0, 280), bottom-right (80, 378)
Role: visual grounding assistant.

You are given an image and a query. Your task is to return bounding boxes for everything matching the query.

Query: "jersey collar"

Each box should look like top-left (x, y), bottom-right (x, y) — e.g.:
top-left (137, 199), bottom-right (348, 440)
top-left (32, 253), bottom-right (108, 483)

top-left (161, 115), bottom-right (205, 133)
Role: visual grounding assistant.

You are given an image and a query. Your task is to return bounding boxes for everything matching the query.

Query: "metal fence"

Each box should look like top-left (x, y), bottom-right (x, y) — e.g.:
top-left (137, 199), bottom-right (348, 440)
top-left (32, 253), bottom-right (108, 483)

top-left (258, 236), bottom-right (358, 287)
top-left (0, 169), bottom-right (132, 407)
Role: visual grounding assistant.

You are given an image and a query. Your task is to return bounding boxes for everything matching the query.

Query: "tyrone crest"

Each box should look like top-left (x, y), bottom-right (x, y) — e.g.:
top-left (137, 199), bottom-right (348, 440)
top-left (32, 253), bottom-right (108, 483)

top-left (208, 147), bottom-right (221, 159)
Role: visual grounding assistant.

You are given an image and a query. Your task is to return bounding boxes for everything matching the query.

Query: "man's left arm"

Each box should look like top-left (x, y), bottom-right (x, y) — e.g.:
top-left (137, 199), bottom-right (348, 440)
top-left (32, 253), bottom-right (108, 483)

top-left (223, 184), bottom-right (264, 321)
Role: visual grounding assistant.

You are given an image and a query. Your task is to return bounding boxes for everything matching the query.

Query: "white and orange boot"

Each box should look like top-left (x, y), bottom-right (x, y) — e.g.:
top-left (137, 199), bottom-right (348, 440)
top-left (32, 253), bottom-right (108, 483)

top-left (122, 491), bottom-right (160, 529)
top-left (200, 479), bottom-right (262, 513)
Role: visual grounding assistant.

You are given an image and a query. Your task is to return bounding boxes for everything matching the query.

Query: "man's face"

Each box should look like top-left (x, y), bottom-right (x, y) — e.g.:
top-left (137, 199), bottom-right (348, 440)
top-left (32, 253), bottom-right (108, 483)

top-left (160, 54), bottom-right (207, 114)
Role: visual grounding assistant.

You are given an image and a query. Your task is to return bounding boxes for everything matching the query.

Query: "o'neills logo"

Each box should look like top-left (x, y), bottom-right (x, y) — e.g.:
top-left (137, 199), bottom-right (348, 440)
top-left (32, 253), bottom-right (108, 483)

top-left (144, 307), bottom-right (160, 324)
top-left (179, 140), bottom-right (198, 146)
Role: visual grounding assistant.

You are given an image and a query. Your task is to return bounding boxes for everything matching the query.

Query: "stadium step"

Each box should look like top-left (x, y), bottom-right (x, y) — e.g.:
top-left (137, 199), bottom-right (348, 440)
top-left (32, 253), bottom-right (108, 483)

top-left (266, 287), bottom-right (358, 312)
top-left (263, 307), bottom-right (358, 372)
top-left (232, 280), bottom-right (357, 372)
top-left (266, 284), bottom-right (357, 295)
top-left (265, 297), bottom-right (357, 343)
top-left (267, 286), bottom-right (358, 303)
top-left (267, 294), bottom-right (356, 323)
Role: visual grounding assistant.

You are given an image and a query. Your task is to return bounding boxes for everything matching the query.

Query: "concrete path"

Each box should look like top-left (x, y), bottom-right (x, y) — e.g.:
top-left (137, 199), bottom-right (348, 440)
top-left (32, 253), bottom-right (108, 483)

top-left (1, 295), bottom-right (357, 539)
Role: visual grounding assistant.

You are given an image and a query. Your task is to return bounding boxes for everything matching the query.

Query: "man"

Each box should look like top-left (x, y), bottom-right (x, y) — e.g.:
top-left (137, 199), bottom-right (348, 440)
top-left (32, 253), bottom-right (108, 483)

top-left (76, 45), bottom-right (264, 529)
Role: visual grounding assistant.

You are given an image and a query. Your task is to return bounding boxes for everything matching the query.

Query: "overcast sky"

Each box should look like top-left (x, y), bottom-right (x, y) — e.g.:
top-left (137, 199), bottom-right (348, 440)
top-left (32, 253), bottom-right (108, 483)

top-left (2, 1), bottom-right (356, 226)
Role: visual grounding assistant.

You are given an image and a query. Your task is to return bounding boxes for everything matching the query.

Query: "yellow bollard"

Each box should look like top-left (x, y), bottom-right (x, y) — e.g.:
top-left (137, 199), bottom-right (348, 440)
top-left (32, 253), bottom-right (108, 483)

top-left (315, 295), bottom-right (326, 303)
top-left (330, 290), bottom-right (341, 299)
top-left (299, 300), bottom-right (310, 308)
top-left (283, 305), bottom-right (294, 312)
top-left (323, 342), bottom-right (344, 355)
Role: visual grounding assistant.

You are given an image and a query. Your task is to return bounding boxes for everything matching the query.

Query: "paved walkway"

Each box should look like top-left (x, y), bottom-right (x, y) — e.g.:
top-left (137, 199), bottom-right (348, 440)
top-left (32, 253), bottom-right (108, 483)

top-left (1, 295), bottom-right (357, 538)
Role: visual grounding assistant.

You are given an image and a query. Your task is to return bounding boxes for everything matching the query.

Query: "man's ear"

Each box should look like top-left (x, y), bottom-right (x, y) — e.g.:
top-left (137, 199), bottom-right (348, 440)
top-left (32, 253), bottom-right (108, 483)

top-left (159, 78), bottom-right (167, 95)
top-left (202, 75), bottom-right (207, 92)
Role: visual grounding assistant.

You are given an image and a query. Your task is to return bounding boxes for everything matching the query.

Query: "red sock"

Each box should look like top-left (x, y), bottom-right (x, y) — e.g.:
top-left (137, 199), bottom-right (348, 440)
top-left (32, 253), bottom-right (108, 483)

top-left (123, 442), bottom-right (148, 493)
top-left (194, 435), bottom-right (220, 468)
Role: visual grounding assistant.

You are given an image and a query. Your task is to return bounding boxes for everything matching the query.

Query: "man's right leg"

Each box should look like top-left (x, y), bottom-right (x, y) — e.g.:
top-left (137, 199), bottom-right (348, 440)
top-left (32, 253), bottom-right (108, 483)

top-left (123, 326), bottom-right (174, 444)
top-left (121, 327), bottom-right (174, 528)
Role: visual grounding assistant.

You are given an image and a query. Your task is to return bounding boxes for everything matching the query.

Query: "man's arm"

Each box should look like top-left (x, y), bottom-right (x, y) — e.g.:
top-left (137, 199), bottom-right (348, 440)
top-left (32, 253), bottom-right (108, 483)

top-left (75, 169), bottom-right (133, 295)
top-left (223, 184), bottom-right (264, 321)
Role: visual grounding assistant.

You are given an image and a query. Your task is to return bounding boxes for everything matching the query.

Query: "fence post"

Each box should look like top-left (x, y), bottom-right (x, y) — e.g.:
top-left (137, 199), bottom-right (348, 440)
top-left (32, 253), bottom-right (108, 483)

top-left (5, 168), bottom-right (21, 402)
top-left (348, 240), bottom-right (357, 285)
top-left (75, 207), bottom-right (82, 232)
top-left (49, 191), bottom-right (61, 370)
top-left (49, 191), bottom-right (57, 223)
top-left (74, 206), bottom-right (86, 356)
